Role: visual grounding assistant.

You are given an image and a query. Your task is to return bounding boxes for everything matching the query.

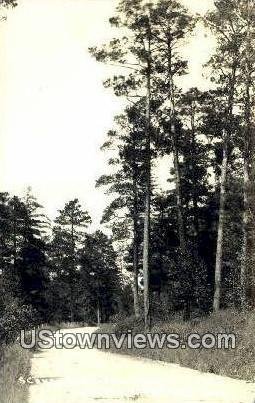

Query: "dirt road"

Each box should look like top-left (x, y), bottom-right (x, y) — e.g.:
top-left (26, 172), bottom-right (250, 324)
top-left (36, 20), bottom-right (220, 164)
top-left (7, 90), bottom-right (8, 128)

top-left (28, 327), bottom-right (255, 403)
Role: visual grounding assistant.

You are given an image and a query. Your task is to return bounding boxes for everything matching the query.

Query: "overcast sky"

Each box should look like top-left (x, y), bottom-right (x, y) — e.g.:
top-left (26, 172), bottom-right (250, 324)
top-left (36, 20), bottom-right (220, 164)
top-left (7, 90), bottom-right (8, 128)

top-left (0, 0), bottom-right (215, 229)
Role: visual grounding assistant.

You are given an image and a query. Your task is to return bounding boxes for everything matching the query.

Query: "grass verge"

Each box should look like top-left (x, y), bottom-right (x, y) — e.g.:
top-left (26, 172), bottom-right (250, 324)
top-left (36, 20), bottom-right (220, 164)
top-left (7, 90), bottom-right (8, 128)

top-left (97, 310), bottom-right (255, 382)
top-left (0, 342), bottom-right (32, 403)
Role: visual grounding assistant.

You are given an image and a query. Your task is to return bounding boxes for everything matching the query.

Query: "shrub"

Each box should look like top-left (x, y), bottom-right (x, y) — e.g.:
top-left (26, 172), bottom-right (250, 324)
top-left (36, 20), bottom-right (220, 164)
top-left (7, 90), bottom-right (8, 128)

top-left (113, 315), bottom-right (144, 335)
top-left (0, 299), bottom-right (39, 344)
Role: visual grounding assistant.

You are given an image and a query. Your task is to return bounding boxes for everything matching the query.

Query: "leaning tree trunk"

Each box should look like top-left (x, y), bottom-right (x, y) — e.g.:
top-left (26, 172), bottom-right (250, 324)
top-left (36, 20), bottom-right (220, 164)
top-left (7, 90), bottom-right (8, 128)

top-left (213, 131), bottom-right (228, 312)
top-left (142, 21), bottom-right (152, 331)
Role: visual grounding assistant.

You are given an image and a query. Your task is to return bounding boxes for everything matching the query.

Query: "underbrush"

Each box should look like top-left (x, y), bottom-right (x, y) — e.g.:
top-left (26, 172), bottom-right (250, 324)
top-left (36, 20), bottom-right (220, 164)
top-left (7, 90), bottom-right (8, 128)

top-left (98, 310), bottom-right (255, 382)
top-left (0, 342), bottom-right (32, 403)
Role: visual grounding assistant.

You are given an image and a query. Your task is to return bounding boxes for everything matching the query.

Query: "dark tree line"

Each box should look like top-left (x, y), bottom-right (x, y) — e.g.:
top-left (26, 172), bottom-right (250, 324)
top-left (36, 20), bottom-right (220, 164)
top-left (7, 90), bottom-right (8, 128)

top-left (0, 191), bottom-right (121, 342)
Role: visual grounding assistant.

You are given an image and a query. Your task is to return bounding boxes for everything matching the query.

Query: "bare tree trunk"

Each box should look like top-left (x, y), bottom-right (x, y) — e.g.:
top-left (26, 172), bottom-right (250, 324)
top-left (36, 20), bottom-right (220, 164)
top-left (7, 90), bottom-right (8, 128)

top-left (70, 304), bottom-right (74, 323)
top-left (142, 20), bottom-right (151, 331)
top-left (190, 108), bottom-right (199, 239)
top-left (132, 166), bottom-right (140, 318)
top-left (213, 131), bottom-right (228, 312)
top-left (70, 218), bottom-right (75, 322)
top-left (97, 302), bottom-right (101, 326)
top-left (241, 159), bottom-right (249, 308)
top-left (13, 212), bottom-right (17, 267)
top-left (167, 34), bottom-right (189, 319)
top-left (212, 58), bottom-right (237, 312)
top-left (172, 132), bottom-right (186, 251)
top-left (172, 126), bottom-right (191, 320)
top-left (133, 205), bottom-right (140, 318)
top-left (245, 146), bottom-right (255, 308)
top-left (243, 142), bottom-right (255, 309)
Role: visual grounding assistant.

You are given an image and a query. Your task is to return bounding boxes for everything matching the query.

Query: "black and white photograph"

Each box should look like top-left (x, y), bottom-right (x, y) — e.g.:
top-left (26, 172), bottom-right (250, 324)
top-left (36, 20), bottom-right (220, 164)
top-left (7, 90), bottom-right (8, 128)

top-left (0, 0), bottom-right (255, 402)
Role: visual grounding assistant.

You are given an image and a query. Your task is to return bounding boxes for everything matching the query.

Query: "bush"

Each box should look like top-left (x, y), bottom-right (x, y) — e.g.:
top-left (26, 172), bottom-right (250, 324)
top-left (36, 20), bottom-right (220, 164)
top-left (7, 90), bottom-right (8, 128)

top-left (109, 312), bottom-right (128, 324)
top-left (0, 299), bottom-right (39, 344)
top-left (110, 315), bottom-right (144, 335)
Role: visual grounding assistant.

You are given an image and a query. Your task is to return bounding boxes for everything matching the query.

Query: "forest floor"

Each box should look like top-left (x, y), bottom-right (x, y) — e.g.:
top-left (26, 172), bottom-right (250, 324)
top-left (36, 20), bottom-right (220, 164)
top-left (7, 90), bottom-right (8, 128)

top-left (28, 327), bottom-right (255, 403)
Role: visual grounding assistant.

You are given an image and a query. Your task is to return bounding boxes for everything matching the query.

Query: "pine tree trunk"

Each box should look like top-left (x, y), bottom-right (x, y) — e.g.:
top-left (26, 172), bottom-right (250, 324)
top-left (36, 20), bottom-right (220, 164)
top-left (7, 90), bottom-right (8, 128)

top-left (70, 219), bottom-right (75, 323)
top-left (133, 241), bottom-right (140, 318)
top-left (191, 110), bottom-right (199, 239)
top-left (13, 215), bottom-right (17, 266)
top-left (143, 189), bottom-right (150, 330)
top-left (133, 218), bottom-right (140, 318)
top-left (213, 60), bottom-right (236, 312)
top-left (172, 130), bottom-right (186, 252)
top-left (213, 131), bottom-right (228, 312)
top-left (142, 21), bottom-right (151, 331)
top-left (172, 125), bottom-right (192, 320)
top-left (97, 303), bottom-right (101, 326)
top-left (167, 35), bottom-right (189, 319)
top-left (241, 159), bottom-right (249, 308)
top-left (70, 304), bottom-right (74, 323)
top-left (132, 169), bottom-right (140, 318)
top-left (243, 135), bottom-right (255, 309)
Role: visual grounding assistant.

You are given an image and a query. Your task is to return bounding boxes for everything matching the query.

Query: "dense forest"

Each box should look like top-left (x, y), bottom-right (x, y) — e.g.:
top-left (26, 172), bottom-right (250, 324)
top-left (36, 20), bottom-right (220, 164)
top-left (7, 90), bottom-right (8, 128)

top-left (89, 0), bottom-right (255, 329)
top-left (1, 0), bottom-right (255, 344)
top-left (0, 189), bottom-right (123, 342)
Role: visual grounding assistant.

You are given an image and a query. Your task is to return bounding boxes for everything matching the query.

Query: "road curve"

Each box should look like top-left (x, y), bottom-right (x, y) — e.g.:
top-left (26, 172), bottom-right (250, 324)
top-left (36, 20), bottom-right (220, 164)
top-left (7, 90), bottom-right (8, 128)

top-left (28, 327), bottom-right (255, 403)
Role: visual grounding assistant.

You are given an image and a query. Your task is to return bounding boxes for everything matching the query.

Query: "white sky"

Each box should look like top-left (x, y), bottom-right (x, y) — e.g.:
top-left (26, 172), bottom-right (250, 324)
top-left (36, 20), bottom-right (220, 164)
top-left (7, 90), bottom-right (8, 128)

top-left (0, 0), bottom-right (215, 229)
